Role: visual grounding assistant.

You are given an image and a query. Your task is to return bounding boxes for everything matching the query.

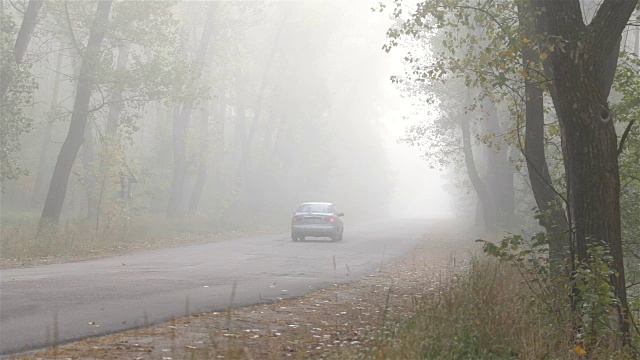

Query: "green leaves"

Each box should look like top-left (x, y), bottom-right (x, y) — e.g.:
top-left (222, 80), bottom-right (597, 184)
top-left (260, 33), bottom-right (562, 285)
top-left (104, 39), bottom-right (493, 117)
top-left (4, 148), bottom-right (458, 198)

top-left (477, 232), bottom-right (548, 267)
top-left (478, 232), bottom-right (624, 350)
top-left (0, 6), bottom-right (38, 182)
top-left (572, 245), bottom-right (618, 348)
top-left (612, 48), bottom-right (640, 288)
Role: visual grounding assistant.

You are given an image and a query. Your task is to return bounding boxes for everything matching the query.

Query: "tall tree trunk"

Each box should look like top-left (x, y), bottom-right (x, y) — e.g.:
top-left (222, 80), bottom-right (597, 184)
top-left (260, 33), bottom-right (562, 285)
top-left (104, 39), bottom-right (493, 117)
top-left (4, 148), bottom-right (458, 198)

top-left (39, 0), bottom-right (112, 229)
top-left (533, 0), bottom-right (637, 339)
top-left (31, 124), bottom-right (53, 208)
top-left (262, 107), bottom-right (276, 154)
top-left (0, 0), bottom-right (44, 100)
top-left (31, 48), bottom-right (63, 208)
top-left (635, 25), bottom-right (639, 56)
top-left (518, 1), bottom-right (570, 269)
top-left (94, 43), bottom-right (130, 229)
top-left (188, 103), bottom-right (210, 213)
top-left (83, 123), bottom-right (98, 223)
top-left (271, 112), bottom-right (286, 164)
top-left (483, 99), bottom-right (515, 230)
top-left (13, 0), bottom-right (44, 63)
top-left (167, 104), bottom-right (189, 216)
top-left (166, 2), bottom-right (215, 218)
top-left (236, 20), bottom-right (285, 180)
top-left (214, 88), bottom-right (225, 180)
top-left (216, 88), bottom-right (226, 162)
top-left (106, 43), bottom-right (130, 138)
top-left (460, 104), bottom-right (496, 234)
top-left (232, 72), bottom-right (247, 165)
top-left (524, 84), bottom-right (569, 266)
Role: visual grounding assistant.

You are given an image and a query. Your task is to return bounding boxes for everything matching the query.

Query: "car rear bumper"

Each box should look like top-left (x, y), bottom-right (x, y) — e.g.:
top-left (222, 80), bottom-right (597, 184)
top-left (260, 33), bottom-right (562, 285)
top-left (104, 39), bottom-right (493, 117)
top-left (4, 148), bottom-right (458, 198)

top-left (292, 224), bottom-right (338, 237)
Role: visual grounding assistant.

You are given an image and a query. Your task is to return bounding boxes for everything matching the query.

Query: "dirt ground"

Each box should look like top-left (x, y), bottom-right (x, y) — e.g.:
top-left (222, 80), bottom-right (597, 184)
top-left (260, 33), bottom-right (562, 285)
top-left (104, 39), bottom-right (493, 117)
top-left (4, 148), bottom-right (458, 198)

top-left (12, 225), bottom-right (479, 360)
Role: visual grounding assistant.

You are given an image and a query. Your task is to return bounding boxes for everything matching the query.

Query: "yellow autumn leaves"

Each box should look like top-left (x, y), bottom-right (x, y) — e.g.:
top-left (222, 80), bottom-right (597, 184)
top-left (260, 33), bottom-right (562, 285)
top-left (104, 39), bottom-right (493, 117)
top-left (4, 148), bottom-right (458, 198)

top-left (574, 343), bottom-right (587, 357)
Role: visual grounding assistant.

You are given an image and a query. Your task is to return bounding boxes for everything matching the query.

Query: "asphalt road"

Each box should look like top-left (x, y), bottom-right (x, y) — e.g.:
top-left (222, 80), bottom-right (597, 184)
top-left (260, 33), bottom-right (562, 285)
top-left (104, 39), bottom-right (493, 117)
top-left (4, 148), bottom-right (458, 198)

top-left (0, 219), bottom-right (434, 356)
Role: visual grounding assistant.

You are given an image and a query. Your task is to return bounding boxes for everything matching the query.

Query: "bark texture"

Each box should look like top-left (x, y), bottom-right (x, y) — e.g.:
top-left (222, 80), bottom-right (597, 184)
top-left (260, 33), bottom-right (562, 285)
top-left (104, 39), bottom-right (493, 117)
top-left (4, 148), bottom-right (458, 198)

top-left (518, 2), bottom-right (569, 267)
top-left (532, 0), bottom-right (637, 338)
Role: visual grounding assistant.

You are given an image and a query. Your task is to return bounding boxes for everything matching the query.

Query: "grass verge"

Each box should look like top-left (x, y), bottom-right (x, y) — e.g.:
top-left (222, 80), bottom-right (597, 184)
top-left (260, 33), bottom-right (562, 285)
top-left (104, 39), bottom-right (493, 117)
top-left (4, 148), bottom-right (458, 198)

top-left (343, 257), bottom-right (639, 360)
top-left (343, 258), bottom-right (573, 359)
top-left (1, 214), bottom-right (285, 268)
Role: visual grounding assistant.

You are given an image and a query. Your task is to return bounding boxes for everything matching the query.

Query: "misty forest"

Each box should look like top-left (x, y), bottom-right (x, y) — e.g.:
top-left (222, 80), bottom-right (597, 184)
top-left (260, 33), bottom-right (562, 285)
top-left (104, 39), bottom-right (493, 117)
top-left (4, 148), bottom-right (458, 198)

top-left (2, 0), bottom-right (640, 358)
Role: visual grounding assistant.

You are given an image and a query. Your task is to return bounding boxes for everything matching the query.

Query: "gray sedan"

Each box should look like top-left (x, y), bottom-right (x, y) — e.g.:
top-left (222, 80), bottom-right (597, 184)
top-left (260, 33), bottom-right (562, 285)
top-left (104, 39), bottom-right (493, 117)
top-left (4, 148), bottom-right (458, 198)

top-left (291, 202), bottom-right (344, 242)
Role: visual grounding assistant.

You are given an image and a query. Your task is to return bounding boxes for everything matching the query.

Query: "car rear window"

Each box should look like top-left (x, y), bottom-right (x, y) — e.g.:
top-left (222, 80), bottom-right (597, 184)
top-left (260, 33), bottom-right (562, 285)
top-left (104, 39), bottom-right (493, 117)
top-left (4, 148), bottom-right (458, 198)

top-left (297, 204), bottom-right (332, 213)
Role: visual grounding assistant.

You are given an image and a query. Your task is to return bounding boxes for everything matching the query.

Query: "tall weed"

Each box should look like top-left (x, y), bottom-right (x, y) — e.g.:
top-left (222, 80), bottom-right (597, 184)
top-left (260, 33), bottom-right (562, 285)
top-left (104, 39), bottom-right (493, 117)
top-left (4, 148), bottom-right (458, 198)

top-left (349, 258), bottom-right (576, 360)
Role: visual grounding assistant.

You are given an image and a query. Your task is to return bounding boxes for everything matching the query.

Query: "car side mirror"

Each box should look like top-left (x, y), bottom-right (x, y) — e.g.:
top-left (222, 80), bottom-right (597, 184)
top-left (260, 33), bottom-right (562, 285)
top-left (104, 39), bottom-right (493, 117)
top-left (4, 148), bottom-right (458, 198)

top-left (338, 213), bottom-right (344, 217)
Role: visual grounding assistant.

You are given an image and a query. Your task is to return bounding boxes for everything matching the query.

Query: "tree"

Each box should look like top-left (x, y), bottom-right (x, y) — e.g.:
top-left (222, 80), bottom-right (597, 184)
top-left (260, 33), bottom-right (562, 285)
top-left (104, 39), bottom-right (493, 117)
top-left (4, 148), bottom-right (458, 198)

top-left (31, 48), bottom-right (64, 208)
top-left (382, 0), bottom-right (638, 342)
top-left (235, 17), bottom-right (284, 183)
top-left (482, 98), bottom-right (514, 230)
top-left (518, 1), bottom-right (569, 268)
top-left (530, 0), bottom-right (637, 337)
top-left (0, 0), bottom-right (43, 99)
top-left (384, 0), bottom-right (561, 235)
top-left (166, 2), bottom-right (216, 218)
top-left (187, 103), bottom-right (211, 213)
top-left (39, 0), bottom-right (112, 228)
top-left (0, 0), bottom-right (42, 182)
top-left (614, 17), bottom-right (640, 273)
top-left (37, 0), bottom-right (205, 224)
top-left (460, 99), bottom-right (497, 233)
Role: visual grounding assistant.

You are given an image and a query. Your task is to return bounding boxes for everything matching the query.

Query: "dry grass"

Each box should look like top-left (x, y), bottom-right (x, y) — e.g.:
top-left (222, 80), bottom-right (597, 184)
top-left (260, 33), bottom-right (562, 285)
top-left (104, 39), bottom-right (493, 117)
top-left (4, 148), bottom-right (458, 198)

top-left (341, 258), bottom-right (640, 360)
top-left (339, 258), bottom-right (573, 360)
top-left (0, 214), bottom-right (285, 268)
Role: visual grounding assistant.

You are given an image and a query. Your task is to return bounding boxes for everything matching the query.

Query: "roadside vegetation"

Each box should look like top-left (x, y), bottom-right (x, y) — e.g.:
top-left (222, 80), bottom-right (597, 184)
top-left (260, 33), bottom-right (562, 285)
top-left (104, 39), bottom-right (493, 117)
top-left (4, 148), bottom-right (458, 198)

top-left (348, 256), bottom-right (640, 360)
top-left (379, 0), bottom-right (640, 357)
top-left (0, 214), bottom-right (284, 267)
top-left (349, 259), bottom-right (577, 360)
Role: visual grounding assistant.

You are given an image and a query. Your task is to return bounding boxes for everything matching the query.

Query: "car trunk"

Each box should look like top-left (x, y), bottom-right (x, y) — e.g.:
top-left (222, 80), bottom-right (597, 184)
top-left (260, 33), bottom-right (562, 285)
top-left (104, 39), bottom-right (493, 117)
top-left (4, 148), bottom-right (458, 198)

top-left (295, 212), bottom-right (333, 224)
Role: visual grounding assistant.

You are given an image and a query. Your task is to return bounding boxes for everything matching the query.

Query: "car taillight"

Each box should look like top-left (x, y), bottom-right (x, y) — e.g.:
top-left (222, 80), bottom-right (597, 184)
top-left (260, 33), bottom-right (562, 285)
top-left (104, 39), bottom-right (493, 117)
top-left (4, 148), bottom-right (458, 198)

top-left (292, 216), bottom-right (301, 222)
top-left (328, 217), bottom-right (335, 223)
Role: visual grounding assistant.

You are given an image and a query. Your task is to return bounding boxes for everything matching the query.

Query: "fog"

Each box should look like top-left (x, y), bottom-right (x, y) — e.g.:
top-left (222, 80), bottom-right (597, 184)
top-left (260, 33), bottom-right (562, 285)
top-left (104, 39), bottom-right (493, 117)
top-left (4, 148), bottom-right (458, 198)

top-left (3, 1), bottom-right (640, 357)
top-left (1, 0), bottom-right (458, 240)
top-left (384, 121), bottom-right (454, 220)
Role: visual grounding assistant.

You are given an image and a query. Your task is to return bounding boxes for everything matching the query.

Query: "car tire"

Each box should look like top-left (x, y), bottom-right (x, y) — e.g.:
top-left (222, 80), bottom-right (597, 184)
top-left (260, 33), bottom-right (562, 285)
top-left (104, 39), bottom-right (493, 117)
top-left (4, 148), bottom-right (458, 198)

top-left (292, 233), bottom-right (298, 242)
top-left (337, 228), bottom-right (343, 241)
top-left (299, 236), bottom-right (305, 242)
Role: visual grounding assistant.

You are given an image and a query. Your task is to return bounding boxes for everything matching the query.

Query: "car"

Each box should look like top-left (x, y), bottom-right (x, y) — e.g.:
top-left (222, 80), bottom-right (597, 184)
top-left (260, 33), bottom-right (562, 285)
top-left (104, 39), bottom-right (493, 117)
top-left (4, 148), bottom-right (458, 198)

top-left (291, 202), bottom-right (344, 242)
